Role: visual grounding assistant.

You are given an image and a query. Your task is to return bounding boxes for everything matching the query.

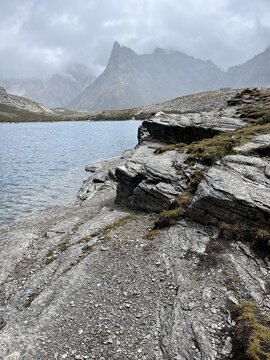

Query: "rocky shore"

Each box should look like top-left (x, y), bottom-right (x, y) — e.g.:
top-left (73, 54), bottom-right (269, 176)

top-left (0, 88), bottom-right (269, 359)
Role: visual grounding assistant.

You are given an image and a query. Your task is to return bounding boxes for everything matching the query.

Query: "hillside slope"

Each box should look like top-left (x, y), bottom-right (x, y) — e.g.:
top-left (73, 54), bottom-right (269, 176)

top-left (225, 46), bottom-right (270, 88)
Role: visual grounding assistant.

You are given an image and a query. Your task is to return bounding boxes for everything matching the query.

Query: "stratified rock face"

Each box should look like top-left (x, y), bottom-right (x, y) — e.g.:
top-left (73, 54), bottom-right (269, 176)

top-left (188, 135), bottom-right (270, 227)
top-left (143, 112), bottom-right (245, 144)
top-left (115, 142), bottom-right (188, 211)
top-left (69, 42), bottom-right (223, 111)
top-left (115, 103), bottom-right (246, 211)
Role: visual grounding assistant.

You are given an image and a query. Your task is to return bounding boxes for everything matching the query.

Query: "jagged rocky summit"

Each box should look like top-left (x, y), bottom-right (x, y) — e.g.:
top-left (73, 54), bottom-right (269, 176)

top-left (69, 42), bottom-right (270, 111)
top-left (0, 88), bottom-right (269, 359)
top-left (68, 41), bottom-right (223, 111)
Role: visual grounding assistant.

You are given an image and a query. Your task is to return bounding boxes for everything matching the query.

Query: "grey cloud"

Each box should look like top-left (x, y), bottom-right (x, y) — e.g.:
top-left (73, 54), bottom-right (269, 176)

top-left (0, 0), bottom-right (270, 78)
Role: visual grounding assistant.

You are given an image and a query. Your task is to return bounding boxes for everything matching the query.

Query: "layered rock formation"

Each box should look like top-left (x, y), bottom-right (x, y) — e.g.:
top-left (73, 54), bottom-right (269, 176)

top-left (0, 89), bottom-right (269, 359)
top-left (189, 137), bottom-right (270, 227)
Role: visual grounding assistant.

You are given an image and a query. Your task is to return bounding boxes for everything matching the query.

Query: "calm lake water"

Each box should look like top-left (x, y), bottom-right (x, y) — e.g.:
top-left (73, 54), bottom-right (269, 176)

top-left (0, 120), bottom-right (140, 227)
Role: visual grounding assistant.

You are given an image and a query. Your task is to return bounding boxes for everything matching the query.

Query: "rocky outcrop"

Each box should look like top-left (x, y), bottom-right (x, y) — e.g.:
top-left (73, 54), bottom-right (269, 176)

top-left (142, 112), bottom-right (245, 144)
top-left (0, 157), bottom-right (268, 360)
top-left (115, 141), bottom-right (189, 211)
top-left (115, 104), bottom-right (246, 211)
top-left (188, 135), bottom-right (270, 227)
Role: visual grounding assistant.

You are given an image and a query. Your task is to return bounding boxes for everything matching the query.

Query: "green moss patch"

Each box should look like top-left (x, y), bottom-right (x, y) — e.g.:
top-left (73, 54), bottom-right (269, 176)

top-left (154, 191), bottom-right (193, 229)
top-left (154, 122), bottom-right (270, 164)
top-left (154, 143), bottom-right (186, 155)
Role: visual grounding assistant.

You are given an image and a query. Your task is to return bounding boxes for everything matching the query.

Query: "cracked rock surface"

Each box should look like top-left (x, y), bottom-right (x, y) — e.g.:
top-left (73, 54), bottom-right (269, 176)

top-left (142, 111), bottom-right (245, 144)
top-left (188, 137), bottom-right (270, 227)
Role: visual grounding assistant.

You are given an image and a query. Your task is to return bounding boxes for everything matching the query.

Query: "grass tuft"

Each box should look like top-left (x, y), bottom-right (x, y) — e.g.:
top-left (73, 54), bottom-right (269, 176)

top-left (90, 215), bottom-right (138, 241)
top-left (219, 222), bottom-right (270, 259)
top-left (143, 229), bottom-right (161, 240)
top-left (232, 301), bottom-right (270, 360)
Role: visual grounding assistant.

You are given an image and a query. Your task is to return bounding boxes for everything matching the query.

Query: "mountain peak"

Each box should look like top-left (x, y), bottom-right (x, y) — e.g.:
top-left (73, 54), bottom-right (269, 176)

top-left (113, 41), bottom-right (121, 50)
top-left (110, 41), bottom-right (136, 58)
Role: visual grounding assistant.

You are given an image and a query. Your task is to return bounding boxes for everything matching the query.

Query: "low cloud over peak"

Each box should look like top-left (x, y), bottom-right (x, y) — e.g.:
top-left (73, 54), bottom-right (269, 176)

top-left (0, 0), bottom-right (270, 78)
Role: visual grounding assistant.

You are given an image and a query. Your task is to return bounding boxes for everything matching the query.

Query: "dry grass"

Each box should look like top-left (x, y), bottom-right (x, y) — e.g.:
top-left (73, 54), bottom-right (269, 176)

top-left (143, 229), bottom-right (161, 240)
top-left (219, 222), bottom-right (270, 259)
top-left (90, 215), bottom-right (138, 241)
top-left (232, 301), bottom-right (270, 360)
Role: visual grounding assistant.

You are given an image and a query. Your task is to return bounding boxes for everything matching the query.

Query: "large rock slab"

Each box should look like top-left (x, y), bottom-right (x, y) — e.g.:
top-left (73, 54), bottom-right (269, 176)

top-left (188, 142), bottom-right (270, 227)
top-left (142, 112), bottom-right (246, 144)
top-left (234, 134), bottom-right (270, 154)
top-left (115, 141), bottom-right (189, 211)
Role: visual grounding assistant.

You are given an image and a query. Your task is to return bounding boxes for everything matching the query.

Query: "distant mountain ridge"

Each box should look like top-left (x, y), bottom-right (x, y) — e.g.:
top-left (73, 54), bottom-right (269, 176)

top-left (223, 46), bottom-right (270, 88)
top-left (1, 63), bottom-right (95, 108)
top-left (2, 44), bottom-right (270, 112)
top-left (69, 42), bottom-right (223, 111)
top-left (69, 42), bottom-right (270, 111)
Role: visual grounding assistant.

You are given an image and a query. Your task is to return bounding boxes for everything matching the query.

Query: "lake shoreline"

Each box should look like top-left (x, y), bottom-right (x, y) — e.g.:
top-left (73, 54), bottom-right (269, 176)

top-left (0, 120), bottom-right (140, 227)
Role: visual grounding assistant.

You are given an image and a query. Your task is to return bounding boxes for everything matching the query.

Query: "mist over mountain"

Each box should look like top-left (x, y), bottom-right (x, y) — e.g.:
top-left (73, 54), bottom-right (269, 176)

top-left (1, 63), bottom-right (95, 108)
top-left (69, 42), bottom-right (223, 111)
top-left (2, 43), bottom-right (270, 111)
top-left (68, 42), bottom-right (270, 111)
top-left (223, 46), bottom-right (270, 88)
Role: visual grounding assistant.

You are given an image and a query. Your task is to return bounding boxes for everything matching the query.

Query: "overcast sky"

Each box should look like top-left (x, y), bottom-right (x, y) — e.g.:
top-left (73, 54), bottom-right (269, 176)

top-left (0, 0), bottom-right (270, 78)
